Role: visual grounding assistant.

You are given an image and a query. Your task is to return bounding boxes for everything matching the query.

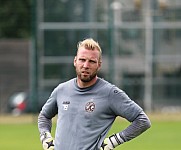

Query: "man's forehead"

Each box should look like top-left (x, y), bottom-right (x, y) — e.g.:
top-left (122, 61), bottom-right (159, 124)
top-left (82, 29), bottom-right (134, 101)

top-left (77, 47), bottom-right (99, 55)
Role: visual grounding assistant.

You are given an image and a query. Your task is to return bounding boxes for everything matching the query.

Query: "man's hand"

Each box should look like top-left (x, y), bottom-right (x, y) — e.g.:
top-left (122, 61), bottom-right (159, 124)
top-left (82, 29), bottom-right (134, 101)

top-left (40, 132), bottom-right (54, 150)
top-left (100, 138), bottom-right (114, 150)
top-left (100, 133), bottom-right (123, 150)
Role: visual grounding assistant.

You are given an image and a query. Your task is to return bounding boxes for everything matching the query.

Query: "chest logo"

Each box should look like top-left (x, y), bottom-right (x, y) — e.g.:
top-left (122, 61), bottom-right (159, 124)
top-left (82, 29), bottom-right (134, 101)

top-left (85, 102), bottom-right (95, 112)
top-left (62, 101), bottom-right (70, 110)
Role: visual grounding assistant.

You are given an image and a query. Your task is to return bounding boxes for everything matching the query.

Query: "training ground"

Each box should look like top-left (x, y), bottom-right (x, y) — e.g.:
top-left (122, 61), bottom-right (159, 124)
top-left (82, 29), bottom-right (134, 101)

top-left (0, 113), bottom-right (181, 150)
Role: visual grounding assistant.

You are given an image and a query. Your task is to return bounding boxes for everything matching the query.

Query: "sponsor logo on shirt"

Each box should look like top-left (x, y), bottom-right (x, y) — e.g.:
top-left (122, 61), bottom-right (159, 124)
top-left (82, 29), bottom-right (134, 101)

top-left (62, 101), bottom-right (70, 110)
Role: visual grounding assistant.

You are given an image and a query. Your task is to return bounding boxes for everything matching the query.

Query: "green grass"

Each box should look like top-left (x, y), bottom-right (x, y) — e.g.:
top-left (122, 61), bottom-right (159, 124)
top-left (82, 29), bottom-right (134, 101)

top-left (0, 123), bottom-right (41, 149)
top-left (111, 119), bottom-right (181, 150)
top-left (0, 114), bottom-right (181, 150)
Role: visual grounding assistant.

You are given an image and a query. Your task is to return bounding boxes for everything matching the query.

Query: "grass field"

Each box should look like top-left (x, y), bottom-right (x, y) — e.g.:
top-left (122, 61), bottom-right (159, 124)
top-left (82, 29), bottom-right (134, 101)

top-left (0, 113), bottom-right (181, 150)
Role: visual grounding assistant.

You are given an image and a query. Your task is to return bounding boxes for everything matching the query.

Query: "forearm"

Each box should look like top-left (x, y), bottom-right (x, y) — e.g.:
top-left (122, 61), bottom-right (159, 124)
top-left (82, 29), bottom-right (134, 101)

top-left (101, 111), bottom-right (151, 149)
top-left (38, 111), bottom-right (52, 134)
top-left (119, 111), bottom-right (151, 142)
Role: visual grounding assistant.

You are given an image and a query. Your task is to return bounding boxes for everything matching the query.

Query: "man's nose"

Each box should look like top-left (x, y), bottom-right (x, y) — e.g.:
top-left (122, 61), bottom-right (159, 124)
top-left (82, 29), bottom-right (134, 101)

top-left (83, 61), bottom-right (90, 68)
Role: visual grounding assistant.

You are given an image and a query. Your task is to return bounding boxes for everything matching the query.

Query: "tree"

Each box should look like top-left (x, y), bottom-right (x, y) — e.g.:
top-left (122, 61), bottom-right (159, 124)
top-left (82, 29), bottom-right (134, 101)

top-left (0, 0), bottom-right (31, 38)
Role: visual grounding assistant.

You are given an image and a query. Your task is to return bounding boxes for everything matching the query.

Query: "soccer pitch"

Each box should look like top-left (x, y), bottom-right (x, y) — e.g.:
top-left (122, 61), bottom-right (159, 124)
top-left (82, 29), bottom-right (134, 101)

top-left (0, 113), bottom-right (181, 150)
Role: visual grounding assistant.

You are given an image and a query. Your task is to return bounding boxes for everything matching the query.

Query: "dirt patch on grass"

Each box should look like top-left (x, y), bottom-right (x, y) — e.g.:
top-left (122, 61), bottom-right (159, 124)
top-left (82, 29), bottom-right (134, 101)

top-left (148, 112), bottom-right (181, 121)
top-left (0, 114), bottom-right (58, 124)
top-left (0, 112), bottom-right (181, 124)
top-left (0, 114), bottom-right (38, 124)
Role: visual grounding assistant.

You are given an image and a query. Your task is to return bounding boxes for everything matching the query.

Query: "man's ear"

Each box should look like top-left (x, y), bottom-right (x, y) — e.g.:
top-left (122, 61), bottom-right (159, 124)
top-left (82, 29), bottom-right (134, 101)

top-left (98, 61), bottom-right (102, 71)
top-left (74, 56), bottom-right (77, 67)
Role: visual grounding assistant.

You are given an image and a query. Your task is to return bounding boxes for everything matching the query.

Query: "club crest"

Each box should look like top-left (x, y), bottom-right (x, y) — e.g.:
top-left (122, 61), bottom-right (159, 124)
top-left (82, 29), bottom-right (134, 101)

top-left (85, 101), bottom-right (95, 112)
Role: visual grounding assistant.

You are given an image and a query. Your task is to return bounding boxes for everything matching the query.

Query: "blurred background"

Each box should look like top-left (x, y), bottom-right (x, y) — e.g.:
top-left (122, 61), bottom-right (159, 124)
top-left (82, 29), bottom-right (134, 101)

top-left (0, 0), bottom-right (181, 115)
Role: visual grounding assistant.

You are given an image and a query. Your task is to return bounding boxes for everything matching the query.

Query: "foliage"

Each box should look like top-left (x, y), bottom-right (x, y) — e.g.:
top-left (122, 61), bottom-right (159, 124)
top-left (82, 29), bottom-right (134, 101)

top-left (0, 0), bottom-right (31, 38)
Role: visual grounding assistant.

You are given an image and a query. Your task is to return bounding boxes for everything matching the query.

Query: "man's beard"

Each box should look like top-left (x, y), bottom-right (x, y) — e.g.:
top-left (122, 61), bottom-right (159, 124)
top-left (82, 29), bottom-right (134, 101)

top-left (76, 68), bottom-right (98, 82)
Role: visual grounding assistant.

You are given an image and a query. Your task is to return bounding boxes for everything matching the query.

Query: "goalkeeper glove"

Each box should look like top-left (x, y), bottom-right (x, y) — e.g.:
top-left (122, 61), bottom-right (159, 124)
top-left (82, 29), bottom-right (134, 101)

top-left (40, 132), bottom-right (54, 150)
top-left (100, 133), bottom-right (124, 150)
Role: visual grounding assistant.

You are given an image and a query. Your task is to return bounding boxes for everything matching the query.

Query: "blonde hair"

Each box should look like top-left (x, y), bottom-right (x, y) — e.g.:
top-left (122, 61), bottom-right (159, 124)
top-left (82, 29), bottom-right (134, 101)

top-left (77, 38), bottom-right (102, 61)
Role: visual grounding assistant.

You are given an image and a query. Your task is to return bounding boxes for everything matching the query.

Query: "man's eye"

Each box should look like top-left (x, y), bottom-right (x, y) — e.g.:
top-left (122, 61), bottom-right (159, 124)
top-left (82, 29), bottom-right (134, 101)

top-left (79, 58), bottom-right (85, 62)
top-left (90, 60), bottom-right (96, 63)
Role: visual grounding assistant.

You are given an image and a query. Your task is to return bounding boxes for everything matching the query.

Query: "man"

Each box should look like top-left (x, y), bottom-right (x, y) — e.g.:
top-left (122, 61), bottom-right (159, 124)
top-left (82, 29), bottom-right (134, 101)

top-left (38, 38), bottom-right (151, 150)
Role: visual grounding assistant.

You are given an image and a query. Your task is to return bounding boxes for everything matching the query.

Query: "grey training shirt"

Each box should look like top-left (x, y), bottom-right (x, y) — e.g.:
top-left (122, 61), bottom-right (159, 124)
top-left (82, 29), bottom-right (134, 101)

top-left (39, 78), bottom-right (143, 150)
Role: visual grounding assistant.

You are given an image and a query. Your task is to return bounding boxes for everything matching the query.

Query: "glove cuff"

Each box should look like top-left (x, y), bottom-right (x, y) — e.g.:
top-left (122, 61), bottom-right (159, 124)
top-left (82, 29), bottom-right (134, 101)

top-left (109, 133), bottom-right (124, 148)
top-left (40, 131), bottom-right (52, 143)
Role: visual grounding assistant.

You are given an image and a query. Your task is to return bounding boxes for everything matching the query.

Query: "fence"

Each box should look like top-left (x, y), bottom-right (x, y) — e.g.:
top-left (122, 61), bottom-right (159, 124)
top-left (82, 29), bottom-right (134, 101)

top-left (1, 0), bottom-right (180, 113)
top-left (0, 40), bottom-right (29, 113)
top-left (29, 0), bottom-right (181, 112)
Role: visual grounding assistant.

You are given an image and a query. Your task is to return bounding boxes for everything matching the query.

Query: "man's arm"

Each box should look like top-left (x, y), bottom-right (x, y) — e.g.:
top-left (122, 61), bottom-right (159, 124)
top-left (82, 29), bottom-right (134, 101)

top-left (38, 112), bottom-right (52, 134)
top-left (37, 86), bottom-right (58, 150)
top-left (38, 112), bottom-right (55, 150)
top-left (38, 85), bottom-right (58, 134)
top-left (101, 111), bottom-right (151, 150)
top-left (119, 110), bottom-right (151, 142)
